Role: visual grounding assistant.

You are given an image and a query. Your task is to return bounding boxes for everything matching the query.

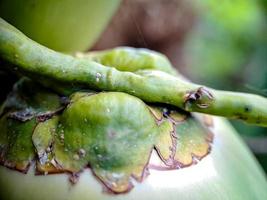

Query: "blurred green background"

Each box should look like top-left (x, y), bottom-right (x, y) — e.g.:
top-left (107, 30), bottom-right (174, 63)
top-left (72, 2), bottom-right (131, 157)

top-left (186, 0), bottom-right (267, 172)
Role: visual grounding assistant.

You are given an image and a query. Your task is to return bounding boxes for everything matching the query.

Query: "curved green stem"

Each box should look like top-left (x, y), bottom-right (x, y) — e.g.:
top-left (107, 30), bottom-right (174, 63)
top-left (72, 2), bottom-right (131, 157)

top-left (1, 18), bottom-right (267, 127)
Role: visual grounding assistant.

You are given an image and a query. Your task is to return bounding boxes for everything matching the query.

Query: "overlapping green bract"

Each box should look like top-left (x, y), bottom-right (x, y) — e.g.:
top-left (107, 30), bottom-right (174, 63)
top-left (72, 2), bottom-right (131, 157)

top-left (0, 115), bottom-right (36, 172)
top-left (0, 79), bottom-right (63, 172)
top-left (0, 78), bottom-right (62, 121)
top-left (150, 106), bottom-right (213, 168)
top-left (0, 80), bottom-right (213, 193)
top-left (53, 92), bottom-right (158, 193)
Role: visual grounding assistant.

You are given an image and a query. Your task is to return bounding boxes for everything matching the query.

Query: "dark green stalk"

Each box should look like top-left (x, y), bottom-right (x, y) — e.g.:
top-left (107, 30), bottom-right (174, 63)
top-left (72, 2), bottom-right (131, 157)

top-left (0, 18), bottom-right (267, 126)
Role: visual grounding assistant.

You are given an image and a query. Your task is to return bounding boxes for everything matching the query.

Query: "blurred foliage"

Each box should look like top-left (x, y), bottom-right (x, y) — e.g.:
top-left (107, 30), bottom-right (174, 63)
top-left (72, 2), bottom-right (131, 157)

top-left (184, 0), bottom-right (267, 170)
top-left (184, 0), bottom-right (267, 135)
top-left (185, 0), bottom-right (265, 90)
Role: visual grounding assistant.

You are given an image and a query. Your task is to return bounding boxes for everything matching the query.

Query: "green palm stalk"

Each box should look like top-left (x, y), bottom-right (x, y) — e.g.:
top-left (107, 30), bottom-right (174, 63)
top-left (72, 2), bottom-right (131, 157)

top-left (0, 17), bottom-right (267, 127)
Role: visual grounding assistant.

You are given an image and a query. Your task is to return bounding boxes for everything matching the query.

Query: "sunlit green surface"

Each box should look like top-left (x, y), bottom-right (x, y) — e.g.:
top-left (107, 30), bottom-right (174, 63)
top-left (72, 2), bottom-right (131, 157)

top-left (0, 0), bottom-right (121, 52)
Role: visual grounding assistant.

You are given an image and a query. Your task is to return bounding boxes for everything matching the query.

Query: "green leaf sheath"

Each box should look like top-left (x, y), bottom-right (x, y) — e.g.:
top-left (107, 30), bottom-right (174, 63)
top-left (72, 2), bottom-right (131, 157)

top-left (0, 18), bottom-right (267, 126)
